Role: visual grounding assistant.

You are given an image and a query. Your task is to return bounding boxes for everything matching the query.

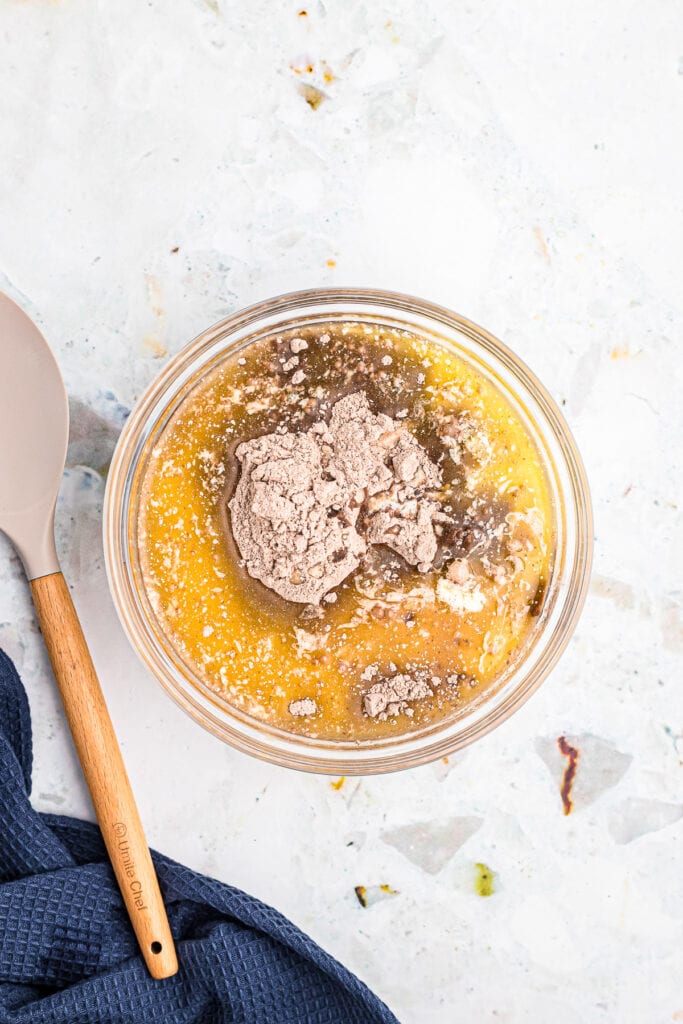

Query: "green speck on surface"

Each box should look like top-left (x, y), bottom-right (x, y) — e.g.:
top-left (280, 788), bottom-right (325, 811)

top-left (475, 862), bottom-right (494, 897)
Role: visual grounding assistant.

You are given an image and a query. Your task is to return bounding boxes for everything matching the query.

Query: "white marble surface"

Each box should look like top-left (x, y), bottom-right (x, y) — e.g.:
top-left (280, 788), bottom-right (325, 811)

top-left (1, 2), bottom-right (682, 1021)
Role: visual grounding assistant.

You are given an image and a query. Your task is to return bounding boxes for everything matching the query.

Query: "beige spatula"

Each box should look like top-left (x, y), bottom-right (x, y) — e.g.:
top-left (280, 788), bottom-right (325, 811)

top-left (0, 291), bottom-right (178, 979)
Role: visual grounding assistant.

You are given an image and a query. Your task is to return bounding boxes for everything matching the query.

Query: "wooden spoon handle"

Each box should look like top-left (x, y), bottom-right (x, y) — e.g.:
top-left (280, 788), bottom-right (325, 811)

top-left (30, 572), bottom-right (178, 979)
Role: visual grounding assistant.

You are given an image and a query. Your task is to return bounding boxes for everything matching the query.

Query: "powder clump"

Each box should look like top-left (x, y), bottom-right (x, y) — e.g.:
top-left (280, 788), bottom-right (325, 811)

top-left (289, 697), bottom-right (318, 717)
top-left (362, 672), bottom-right (432, 720)
top-left (229, 391), bottom-right (446, 603)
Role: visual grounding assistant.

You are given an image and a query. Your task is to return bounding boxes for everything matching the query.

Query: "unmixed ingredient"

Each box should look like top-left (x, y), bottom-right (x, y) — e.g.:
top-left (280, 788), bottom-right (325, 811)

top-left (229, 391), bottom-right (446, 604)
top-left (288, 697), bottom-right (318, 717)
top-left (362, 671), bottom-right (432, 719)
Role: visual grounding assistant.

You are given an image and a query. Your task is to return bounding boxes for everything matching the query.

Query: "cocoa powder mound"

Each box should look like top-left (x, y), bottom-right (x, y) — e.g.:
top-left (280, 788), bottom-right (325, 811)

top-left (229, 391), bottom-right (446, 603)
top-left (288, 697), bottom-right (318, 717)
top-left (362, 673), bottom-right (432, 719)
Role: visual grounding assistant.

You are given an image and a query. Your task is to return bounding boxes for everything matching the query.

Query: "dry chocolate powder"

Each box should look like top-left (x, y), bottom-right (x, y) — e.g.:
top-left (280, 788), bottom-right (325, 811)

top-left (229, 391), bottom-right (446, 603)
top-left (288, 697), bottom-right (318, 717)
top-left (362, 673), bottom-right (432, 719)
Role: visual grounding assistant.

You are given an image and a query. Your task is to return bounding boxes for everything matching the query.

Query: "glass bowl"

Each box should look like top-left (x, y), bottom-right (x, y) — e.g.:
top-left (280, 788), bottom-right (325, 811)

top-left (103, 288), bottom-right (592, 774)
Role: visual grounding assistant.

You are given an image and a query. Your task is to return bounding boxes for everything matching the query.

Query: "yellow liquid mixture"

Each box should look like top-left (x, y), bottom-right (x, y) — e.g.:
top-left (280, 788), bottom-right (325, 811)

top-left (138, 322), bottom-right (553, 741)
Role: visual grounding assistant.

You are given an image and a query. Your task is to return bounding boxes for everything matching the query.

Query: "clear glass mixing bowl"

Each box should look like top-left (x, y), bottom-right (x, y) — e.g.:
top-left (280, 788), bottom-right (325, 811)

top-left (104, 289), bottom-right (592, 773)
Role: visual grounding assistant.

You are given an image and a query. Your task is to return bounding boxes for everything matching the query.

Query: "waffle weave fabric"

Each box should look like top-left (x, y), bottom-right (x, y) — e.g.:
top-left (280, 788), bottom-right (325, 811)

top-left (0, 648), bottom-right (399, 1024)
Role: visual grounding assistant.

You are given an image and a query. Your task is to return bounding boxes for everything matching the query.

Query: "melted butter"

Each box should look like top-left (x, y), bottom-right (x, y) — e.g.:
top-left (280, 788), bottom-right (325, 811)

top-left (138, 322), bottom-right (554, 741)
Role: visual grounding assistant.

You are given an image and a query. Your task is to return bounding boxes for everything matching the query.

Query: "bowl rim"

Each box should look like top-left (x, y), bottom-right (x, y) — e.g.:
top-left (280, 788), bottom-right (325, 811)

top-left (104, 287), bottom-right (593, 773)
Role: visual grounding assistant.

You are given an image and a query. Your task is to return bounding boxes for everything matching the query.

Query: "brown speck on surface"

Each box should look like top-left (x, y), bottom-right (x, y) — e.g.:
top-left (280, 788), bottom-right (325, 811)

top-left (330, 776), bottom-right (345, 791)
top-left (532, 226), bottom-right (550, 264)
top-left (558, 735), bottom-right (579, 815)
top-left (354, 885), bottom-right (367, 907)
top-left (298, 8), bottom-right (308, 15)
top-left (299, 82), bottom-right (326, 109)
top-left (171, 246), bottom-right (179, 253)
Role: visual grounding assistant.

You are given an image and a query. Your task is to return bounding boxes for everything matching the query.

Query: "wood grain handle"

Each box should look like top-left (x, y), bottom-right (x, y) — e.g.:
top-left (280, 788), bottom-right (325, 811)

top-left (30, 572), bottom-right (178, 979)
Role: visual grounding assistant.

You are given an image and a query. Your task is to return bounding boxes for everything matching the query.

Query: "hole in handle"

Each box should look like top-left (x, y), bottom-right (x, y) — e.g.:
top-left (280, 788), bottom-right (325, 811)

top-left (151, 941), bottom-right (163, 955)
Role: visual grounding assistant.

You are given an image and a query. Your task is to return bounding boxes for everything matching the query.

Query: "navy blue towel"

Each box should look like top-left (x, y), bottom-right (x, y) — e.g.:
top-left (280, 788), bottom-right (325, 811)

top-left (0, 648), bottom-right (399, 1024)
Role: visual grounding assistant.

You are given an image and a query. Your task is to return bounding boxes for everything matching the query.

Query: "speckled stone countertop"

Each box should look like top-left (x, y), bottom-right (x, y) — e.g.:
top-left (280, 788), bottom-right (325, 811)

top-left (0, 2), bottom-right (681, 1021)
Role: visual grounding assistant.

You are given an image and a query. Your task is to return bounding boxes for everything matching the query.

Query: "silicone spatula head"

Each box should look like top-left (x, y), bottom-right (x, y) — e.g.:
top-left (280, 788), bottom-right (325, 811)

top-left (0, 292), bottom-right (68, 579)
